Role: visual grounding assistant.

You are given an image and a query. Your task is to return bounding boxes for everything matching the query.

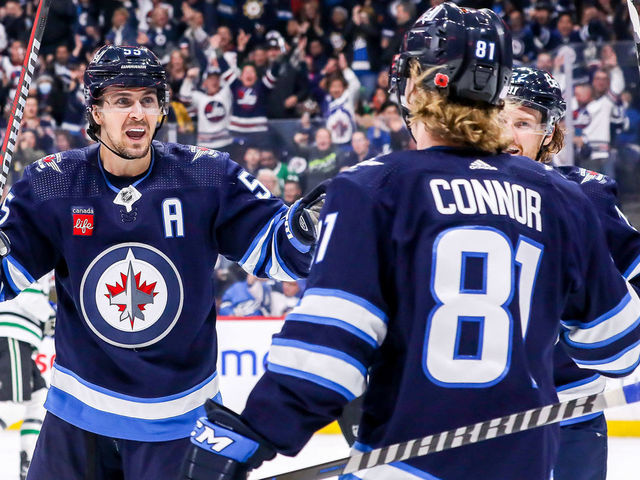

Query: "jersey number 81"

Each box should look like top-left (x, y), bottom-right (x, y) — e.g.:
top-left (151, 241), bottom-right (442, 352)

top-left (424, 226), bottom-right (543, 388)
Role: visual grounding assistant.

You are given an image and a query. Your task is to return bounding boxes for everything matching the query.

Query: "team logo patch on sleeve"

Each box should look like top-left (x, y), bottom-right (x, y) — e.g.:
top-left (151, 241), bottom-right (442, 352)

top-left (72, 207), bottom-right (94, 236)
top-left (189, 145), bottom-right (223, 162)
top-left (80, 243), bottom-right (184, 348)
top-left (36, 153), bottom-right (63, 173)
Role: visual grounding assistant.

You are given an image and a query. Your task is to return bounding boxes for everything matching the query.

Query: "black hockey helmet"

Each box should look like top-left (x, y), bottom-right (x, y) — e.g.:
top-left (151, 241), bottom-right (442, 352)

top-left (84, 45), bottom-right (169, 114)
top-left (507, 66), bottom-right (566, 134)
top-left (84, 45), bottom-right (169, 152)
top-left (389, 3), bottom-right (512, 117)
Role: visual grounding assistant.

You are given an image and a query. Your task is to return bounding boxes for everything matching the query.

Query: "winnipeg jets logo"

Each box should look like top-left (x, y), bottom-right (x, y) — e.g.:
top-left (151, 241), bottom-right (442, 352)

top-left (80, 243), bottom-right (183, 348)
top-left (204, 100), bottom-right (226, 123)
top-left (104, 252), bottom-right (159, 329)
top-left (237, 88), bottom-right (257, 107)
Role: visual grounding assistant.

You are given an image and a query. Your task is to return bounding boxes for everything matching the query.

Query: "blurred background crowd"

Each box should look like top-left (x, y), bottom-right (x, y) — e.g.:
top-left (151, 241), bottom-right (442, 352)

top-left (0, 0), bottom-right (639, 315)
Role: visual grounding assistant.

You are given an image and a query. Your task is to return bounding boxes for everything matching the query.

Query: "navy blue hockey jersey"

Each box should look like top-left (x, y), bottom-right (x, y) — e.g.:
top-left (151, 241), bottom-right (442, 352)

top-left (0, 142), bottom-right (312, 442)
top-left (553, 166), bottom-right (640, 424)
top-left (241, 148), bottom-right (640, 480)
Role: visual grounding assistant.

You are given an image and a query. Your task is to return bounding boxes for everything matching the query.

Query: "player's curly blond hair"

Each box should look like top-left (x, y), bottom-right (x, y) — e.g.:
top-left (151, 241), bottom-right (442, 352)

top-left (406, 61), bottom-right (511, 154)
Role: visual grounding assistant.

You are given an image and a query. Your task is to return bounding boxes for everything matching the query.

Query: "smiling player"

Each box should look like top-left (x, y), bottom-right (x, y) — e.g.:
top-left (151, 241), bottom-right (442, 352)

top-left (0, 44), bottom-right (325, 480)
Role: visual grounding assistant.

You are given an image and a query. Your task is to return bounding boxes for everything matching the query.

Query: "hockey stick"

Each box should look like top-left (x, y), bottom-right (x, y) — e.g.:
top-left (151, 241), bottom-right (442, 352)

top-left (0, 0), bottom-right (52, 191)
top-left (258, 381), bottom-right (640, 480)
top-left (627, 0), bottom-right (640, 77)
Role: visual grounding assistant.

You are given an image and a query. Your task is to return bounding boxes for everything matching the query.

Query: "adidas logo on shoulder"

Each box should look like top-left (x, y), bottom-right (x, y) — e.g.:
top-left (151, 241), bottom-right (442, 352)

top-left (469, 159), bottom-right (497, 170)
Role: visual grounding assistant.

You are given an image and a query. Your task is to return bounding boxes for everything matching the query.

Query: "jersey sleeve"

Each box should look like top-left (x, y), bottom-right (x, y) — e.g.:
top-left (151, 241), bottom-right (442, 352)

top-left (214, 157), bottom-right (313, 281)
top-left (0, 172), bottom-right (60, 300)
top-left (559, 196), bottom-right (640, 377)
top-left (572, 172), bottom-right (640, 284)
top-left (241, 173), bottom-right (391, 455)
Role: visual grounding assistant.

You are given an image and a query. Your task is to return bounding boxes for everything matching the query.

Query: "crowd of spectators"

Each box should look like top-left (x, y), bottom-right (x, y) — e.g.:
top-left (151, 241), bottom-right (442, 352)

top-left (0, 0), bottom-right (639, 314)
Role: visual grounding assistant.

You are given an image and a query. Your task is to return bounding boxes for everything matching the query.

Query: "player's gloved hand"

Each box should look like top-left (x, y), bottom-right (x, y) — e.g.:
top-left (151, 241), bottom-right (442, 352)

top-left (285, 180), bottom-right (330, 248)
top-left (182, 400), bottom-right (277, 480)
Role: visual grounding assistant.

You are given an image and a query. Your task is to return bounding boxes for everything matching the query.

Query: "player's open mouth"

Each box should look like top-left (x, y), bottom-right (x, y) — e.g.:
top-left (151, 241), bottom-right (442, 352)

top-left (126, 128), bottom-right (146, 140)
top-left (505, 146), bottom-right (520, 155)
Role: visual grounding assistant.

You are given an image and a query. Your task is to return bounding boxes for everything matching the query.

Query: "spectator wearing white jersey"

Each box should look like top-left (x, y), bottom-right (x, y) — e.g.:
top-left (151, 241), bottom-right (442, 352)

top-left (320, 53), bottom-right (360, 149)
top-left (179, 68), bottom-right (233, 150)
top-left (572, 72), bottom-right (624, 176)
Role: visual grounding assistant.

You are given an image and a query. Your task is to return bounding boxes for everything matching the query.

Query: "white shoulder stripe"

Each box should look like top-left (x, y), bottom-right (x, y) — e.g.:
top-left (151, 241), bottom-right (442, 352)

top-left (290, 294), bottom-right (387, 346)
top-left (564, 283), bottom-right (640, 346)
top-left (267, 344), bottom-right (366, 399)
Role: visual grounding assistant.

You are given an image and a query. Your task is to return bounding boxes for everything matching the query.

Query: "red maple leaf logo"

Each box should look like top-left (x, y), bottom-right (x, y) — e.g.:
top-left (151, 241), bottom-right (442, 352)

top-left (105, 268), bottom-right (159, 328)
top-left (105, 273), bottom-right (128, 312)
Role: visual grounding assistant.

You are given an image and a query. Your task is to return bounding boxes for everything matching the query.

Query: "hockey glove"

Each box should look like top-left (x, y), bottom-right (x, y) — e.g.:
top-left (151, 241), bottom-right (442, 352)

top-left (285, 180), bottom-right (330, 249)
top-left (182, 400), bottom-right (277, 480)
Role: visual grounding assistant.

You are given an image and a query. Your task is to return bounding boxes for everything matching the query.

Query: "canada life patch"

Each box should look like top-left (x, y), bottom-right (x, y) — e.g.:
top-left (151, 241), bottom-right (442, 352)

top-left (72, 207), bottom-right (94, 236)
top-left (80, 243), bottom-right (184, 348)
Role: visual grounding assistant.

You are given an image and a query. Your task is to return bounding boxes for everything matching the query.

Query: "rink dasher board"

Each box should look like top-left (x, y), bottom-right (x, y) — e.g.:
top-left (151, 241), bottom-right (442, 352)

top-left (3, 323), bottom-right (640, 436)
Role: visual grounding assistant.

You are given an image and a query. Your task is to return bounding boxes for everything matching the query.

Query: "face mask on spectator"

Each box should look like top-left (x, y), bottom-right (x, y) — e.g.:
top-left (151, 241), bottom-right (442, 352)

top-left (39, 82), bottom-right (52, 95)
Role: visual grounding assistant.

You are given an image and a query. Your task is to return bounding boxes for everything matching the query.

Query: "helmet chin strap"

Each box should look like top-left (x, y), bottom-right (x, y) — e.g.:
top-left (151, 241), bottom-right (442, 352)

top-left (534, 134), bottom-right (549, 162)
top-left (395, 80), bottom-right (417, 143)
top-left (534, 119), bottom-right (555, 162)
top-left (88, 114), bottom-right (166, 162)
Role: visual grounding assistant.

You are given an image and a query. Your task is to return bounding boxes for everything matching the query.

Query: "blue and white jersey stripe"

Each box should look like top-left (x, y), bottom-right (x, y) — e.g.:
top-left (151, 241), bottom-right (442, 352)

top-left (340, 463), bottom-right (441, 480)
top-left (556, 374), bottom-right (605, 401)
top-left (266, 218), bottom-right (297, 282)
top-left (45, 364), bottom-right (221, 441)
top-left (239, 207), bottom-right (294, 280)
top-left (557, 374), bottom-right (605, 426)
top-left (624, 254), bottom-right (640, 282)
top-left (342, 443), bottom-right (443, 480)
top-left (287, 288), bottom-right (388, 347)
top-left (572, 339), bottom-right (640, 375)
top-left (266, 338), bottom-right (367, 401)
top-left (562, 283), bottom-right (640, 348)
top-left (2, 255), bottom-right (35, 295)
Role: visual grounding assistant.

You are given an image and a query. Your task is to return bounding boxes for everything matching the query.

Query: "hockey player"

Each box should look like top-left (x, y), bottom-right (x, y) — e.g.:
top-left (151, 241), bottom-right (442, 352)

top-left (505, 65), bottom-right (640, 480)
top-left (181, 4), bottom-right (640, 480)
top-left (0, 275), bottom-right (55, 480)
top-left (0, 45), bottom-right (323, 480)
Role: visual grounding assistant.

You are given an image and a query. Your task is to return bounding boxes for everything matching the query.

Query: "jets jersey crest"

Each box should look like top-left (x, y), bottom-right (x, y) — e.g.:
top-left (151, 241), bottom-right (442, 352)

top-left (80, 242), bottom-right (183, 348)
